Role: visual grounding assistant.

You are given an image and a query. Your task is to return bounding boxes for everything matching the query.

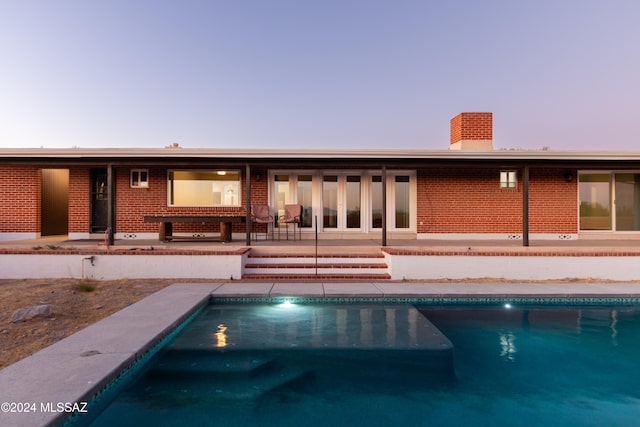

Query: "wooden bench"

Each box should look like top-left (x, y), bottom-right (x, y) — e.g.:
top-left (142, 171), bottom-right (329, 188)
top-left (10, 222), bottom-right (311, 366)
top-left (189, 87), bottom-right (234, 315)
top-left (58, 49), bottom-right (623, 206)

top-left (144, 216), bottom-right (246, 243)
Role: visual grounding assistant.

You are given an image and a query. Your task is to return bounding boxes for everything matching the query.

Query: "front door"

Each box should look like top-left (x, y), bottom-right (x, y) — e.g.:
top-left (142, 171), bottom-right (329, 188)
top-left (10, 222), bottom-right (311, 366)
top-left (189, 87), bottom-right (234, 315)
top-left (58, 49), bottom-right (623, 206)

top-left (90, 169), bottom-right (109, 232)
top-left (41, 169), bottom-right (69, 236)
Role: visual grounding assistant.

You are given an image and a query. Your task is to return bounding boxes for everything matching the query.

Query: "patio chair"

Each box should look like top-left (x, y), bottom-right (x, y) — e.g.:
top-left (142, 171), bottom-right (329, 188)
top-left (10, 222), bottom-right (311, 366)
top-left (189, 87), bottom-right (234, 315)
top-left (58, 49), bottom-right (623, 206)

top-left (278, 204), bottom-right (302, 241)
top-left (251, 204), bottom-right (274, 241)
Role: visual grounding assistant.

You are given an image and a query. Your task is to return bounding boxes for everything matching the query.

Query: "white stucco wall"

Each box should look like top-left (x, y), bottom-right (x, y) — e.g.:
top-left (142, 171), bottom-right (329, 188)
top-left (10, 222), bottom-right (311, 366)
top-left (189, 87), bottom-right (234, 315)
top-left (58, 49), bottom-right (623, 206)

top-left (0, 254), bottom-right (244, 280)
top-left (387, 254), bottom-right (640, 281)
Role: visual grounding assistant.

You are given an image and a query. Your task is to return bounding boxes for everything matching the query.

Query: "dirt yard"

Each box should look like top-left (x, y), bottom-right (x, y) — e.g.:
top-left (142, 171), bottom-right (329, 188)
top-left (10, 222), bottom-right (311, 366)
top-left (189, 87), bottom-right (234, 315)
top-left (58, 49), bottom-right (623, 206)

top-left (0, 278), bottom-right (176, 370)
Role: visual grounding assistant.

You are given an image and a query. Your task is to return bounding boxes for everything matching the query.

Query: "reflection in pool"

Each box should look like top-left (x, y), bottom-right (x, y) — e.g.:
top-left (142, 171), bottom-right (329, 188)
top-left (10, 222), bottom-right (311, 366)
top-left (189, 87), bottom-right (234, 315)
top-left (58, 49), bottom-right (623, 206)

top-left (85, 304), bottom-right (640, 426)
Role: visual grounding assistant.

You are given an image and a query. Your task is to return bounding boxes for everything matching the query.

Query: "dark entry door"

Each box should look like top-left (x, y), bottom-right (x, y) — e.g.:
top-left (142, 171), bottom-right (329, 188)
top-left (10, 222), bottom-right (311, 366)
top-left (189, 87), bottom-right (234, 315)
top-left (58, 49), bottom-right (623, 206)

top-left (90, 169), bottom-right (109, 232)
top-left (41, 169), bottom-right (69, 235)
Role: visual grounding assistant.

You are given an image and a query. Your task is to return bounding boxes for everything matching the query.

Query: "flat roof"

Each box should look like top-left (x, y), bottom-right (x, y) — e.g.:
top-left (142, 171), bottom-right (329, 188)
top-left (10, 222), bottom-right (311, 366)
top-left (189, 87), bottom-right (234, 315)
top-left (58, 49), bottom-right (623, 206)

top-left (1, 147), bottom-right (640, 161)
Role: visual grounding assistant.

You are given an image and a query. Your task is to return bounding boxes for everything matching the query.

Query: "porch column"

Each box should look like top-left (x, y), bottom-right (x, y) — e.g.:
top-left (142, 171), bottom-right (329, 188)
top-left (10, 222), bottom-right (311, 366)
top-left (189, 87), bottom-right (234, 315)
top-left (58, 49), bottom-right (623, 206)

top-left (382, 165), bottom-right (387, 247)
top-left (522, 165), bottom-right (529, 247)
top-left (245, 164), bottom-right (251, 246)
top-left (107, 164), bottom-right (115, 246)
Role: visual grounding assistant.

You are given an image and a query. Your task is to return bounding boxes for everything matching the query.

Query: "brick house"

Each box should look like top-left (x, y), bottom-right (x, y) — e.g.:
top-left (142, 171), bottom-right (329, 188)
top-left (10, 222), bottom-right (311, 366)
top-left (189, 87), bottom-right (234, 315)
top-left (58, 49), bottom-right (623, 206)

top-left (1, 112), bottom-right (638, 245)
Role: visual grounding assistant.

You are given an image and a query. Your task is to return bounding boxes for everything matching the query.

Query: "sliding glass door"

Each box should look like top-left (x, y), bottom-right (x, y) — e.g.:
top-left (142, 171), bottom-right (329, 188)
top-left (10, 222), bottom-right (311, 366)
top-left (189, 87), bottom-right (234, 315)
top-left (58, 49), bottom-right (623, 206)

top-left (579, 172), bottom-right (640, 232)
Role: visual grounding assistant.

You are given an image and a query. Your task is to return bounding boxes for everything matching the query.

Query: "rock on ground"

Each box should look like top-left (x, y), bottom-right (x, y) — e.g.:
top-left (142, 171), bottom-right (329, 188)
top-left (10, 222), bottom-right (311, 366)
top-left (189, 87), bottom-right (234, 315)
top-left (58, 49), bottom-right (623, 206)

top-left (10, 305), bottom-right (53, 323)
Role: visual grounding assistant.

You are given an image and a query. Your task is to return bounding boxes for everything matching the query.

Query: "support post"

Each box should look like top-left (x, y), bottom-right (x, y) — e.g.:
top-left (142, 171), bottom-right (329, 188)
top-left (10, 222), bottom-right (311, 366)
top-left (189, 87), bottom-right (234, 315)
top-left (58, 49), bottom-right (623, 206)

top-left (106, 164), bottom-right (115, 246)
top-left (382, 165), bottom-right (387, 247)
top-left (245, 164), bottom-right (251, 246)
top-left (523, 165), bottom-right (529, 247)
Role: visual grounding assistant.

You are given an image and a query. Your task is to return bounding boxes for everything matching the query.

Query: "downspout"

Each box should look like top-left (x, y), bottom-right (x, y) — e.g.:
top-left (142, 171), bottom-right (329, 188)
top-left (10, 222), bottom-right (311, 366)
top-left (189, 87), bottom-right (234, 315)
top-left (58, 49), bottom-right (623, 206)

top-left (107, 164), bottom-right (115, 246)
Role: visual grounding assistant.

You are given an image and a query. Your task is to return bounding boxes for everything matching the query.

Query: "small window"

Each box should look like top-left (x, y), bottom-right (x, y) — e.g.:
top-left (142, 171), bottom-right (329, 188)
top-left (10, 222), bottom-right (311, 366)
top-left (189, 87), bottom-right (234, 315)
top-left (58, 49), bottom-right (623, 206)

top-left (500, 171), bottom-right (517, 189)
top-left (131, 169), bottom-right (149, 188)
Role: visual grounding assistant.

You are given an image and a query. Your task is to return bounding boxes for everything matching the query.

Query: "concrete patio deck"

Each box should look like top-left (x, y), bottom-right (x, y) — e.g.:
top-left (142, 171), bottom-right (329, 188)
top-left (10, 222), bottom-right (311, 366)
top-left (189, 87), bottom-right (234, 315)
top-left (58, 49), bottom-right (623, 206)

top-left (2, 234), bottom-right (640, 252)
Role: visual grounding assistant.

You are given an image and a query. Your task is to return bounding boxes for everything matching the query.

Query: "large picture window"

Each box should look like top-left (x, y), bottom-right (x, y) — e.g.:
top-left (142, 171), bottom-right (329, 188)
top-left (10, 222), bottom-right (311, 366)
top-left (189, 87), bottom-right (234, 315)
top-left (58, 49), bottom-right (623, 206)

top-left (168, 170), bottom-right (241, 207)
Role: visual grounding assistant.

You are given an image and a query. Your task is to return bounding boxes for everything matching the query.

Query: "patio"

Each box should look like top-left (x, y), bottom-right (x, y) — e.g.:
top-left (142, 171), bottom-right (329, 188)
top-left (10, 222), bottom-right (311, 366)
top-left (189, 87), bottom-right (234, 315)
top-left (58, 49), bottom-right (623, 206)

top-left (1, 235), bottom-right (640, 281)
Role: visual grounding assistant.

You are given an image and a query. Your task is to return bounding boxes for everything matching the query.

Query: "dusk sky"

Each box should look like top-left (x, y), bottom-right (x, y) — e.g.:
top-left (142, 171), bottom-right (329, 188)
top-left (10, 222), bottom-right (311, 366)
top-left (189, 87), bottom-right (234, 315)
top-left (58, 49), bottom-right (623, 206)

top-left (1, 0), bottom-right (639, 151)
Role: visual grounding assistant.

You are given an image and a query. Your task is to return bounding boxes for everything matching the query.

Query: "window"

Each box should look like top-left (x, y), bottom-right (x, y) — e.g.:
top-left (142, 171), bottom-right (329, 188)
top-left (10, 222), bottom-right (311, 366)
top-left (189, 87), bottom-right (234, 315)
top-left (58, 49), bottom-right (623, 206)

top-left (130, 169), bottom-right (148, 188)
top-left (168, 170), bottom-right (240, 206)
top-left (500, 171), bottom-right (517, 189)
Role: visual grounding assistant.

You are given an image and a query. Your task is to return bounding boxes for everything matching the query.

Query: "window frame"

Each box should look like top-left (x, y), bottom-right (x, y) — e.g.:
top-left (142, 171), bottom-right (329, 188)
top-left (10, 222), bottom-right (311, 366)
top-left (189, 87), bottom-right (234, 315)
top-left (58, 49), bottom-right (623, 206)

top-left (167, 169), bottom-right (241, 207)
top-left (130, 169), bottom-right (149, 188)
top-left (500, 171), bottom-right (517, 189)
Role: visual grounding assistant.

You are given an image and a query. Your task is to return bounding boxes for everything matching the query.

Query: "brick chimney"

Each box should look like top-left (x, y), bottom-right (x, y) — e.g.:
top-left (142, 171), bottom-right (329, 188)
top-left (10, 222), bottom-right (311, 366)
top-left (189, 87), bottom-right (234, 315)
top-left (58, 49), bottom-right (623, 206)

top-left (449, 112), bottom-right (493, 150)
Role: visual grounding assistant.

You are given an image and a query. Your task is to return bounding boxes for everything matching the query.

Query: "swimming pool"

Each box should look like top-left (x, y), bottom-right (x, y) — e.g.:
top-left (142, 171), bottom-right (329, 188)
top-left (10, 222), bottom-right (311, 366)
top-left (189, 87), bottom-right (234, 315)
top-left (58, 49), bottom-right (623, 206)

top-left (80, 303), bottom-right (640, 426)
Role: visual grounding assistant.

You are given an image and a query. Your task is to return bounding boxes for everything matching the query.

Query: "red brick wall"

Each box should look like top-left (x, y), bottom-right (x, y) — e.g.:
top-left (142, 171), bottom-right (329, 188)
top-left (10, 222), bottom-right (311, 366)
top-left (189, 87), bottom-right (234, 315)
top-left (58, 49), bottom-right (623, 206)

top-left (0, 164), bottom-right (578, 237)
top-left (529, 168), bottom-right (578, 233)
top-left (417, 167), bottom-right (577, 234)
top-left (68, 167), bottom-right (90, 233)
top-left (450, 112), bottom-right (493, 145)
top-left (0, 166), bottom-right (41, 232)
top-left (115, 167), bottom-right (269, 234)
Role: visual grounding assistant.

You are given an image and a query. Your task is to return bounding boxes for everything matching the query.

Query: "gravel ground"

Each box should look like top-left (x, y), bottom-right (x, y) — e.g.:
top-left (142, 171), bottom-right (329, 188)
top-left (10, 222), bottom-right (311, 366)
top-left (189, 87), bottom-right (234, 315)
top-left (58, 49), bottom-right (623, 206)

top-left (0, 279), bottom-right (176, 370)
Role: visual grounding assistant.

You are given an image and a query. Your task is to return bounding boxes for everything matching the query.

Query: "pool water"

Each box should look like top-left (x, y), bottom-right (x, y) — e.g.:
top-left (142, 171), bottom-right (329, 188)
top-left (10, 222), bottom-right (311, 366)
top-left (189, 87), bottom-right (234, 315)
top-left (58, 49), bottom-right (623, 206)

top-left (86, 304), bottom-right (640, 426)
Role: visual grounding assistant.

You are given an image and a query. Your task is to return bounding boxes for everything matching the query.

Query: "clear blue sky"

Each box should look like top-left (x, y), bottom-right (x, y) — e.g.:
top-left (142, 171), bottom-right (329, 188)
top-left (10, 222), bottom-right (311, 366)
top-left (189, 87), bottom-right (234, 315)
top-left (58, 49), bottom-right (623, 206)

top-left (1, 0), bottom-right (639, 150)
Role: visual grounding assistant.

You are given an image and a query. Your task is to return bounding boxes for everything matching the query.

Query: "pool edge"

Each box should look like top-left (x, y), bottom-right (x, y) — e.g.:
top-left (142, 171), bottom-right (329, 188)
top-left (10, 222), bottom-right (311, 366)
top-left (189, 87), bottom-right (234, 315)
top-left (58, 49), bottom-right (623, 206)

top-left (2, 281), bottom-right (640, 427)
top-left (0, 283), bottom-right (219, 427)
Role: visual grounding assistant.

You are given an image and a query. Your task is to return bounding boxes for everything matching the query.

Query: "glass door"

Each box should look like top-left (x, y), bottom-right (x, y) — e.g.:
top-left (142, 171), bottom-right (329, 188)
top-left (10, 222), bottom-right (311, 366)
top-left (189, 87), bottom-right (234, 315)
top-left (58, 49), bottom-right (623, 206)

top-left (272, 174), bottom-right (314, 230)
top-left (579, 171), bottom-right (640, 232)
top-left (322, 176), bottom-right (338, 229)
top-left (274, 175), bottom-right (291, 227)
top-left (270, 170), bottom-right (415, 235)
top-left (297, 175), bottom-right (313, 228)
top-left (394, 175), bottom-right (411, 229)
top-left (614, 173), bottom-right (640, 231)
top-left (322, 174), bottom-right (362, 231)
top-left (345, 176), bottom-right (361, 229)
top-left (371, 176), bottom-right (383, 229)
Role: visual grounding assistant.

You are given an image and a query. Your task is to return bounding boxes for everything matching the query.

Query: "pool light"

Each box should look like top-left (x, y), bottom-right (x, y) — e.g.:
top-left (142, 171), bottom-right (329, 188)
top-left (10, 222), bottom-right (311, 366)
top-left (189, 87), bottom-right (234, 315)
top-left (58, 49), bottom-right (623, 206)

top-left (504, 303), bottom-right (512, 309)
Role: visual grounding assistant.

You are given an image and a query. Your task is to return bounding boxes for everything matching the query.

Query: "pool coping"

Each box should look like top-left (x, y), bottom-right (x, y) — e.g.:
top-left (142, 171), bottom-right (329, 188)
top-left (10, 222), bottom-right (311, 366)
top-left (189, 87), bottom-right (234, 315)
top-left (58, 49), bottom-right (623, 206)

top-left (2, 281), bottom-right (640, 427)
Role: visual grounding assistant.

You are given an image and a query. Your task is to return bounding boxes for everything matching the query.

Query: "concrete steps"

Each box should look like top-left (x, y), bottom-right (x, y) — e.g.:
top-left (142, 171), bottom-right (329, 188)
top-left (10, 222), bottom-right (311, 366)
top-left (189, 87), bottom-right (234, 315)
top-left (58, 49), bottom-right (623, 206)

top-left (242, 253), bottom-right (390, 280)
top-left (141, 351), bottom-right (314, 402)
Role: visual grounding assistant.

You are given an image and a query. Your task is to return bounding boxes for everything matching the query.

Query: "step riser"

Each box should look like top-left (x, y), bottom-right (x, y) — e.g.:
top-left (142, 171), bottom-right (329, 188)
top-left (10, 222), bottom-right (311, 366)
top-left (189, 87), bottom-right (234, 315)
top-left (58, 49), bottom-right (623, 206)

top-left (243, 251), bottom-right (391, 280)
top-left (248, 257), bottom-right (385, 265)
top-left (245, 267), bottom-right (386, 275)
top-left (242, 274), bottom-right (392, 280)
